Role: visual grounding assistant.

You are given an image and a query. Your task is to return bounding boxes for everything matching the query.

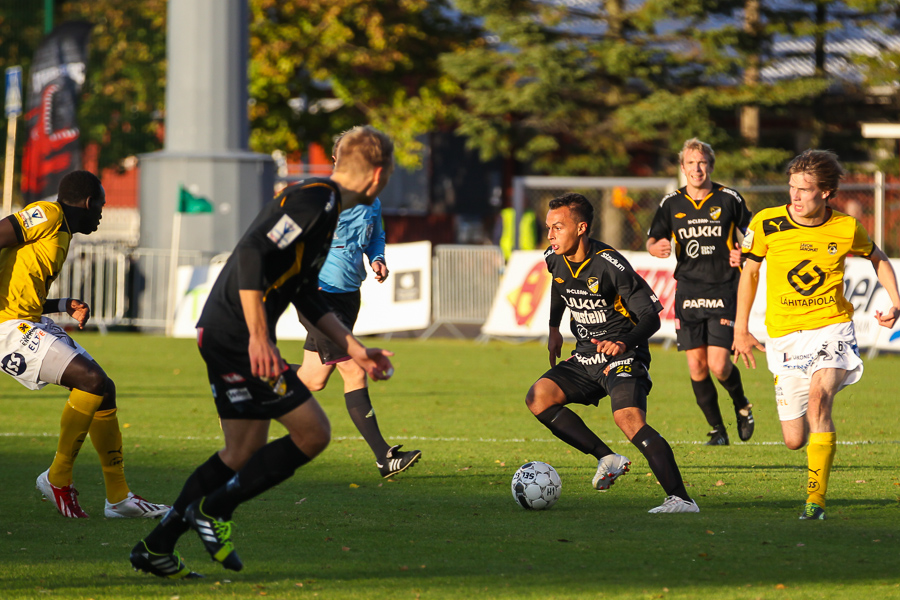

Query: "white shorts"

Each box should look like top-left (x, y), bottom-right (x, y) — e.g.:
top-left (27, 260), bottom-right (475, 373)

top-left (0, 317), bottom-right (92, 390)
top-left (765, 321), bottom-right (863, 421)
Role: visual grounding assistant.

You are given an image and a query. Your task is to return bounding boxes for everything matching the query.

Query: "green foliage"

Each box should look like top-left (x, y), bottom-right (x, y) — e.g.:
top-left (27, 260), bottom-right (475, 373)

top-left (1, 335), bottom-right (900, 599)
top-left (248, 0), bottom-right (479, 168)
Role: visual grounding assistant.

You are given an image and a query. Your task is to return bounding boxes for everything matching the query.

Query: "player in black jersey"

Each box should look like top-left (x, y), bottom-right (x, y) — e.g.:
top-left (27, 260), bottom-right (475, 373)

top-left (647, 138), bottom-right (755, 446)
top-left (130, 126), bottom-right (397, 579)
top-left (526, 192), bottom-right (699, 513)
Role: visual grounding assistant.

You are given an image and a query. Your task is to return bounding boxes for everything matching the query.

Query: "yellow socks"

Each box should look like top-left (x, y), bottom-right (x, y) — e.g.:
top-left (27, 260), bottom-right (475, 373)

top-left (806, 431), bottom-right (836, 508)
top-left (48, 389), bottom-right (104, 488)
top-left (89, 408), bottom-right (131, 503)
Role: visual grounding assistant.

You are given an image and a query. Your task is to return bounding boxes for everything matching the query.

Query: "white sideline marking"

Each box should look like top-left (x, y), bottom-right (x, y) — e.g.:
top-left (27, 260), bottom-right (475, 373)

top-left (1, 432), bottom-right (898, 445)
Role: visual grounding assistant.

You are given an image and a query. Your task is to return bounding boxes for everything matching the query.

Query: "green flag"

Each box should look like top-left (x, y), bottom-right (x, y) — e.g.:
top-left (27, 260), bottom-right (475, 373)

top-left (178, 185), bottom-right (213, 214)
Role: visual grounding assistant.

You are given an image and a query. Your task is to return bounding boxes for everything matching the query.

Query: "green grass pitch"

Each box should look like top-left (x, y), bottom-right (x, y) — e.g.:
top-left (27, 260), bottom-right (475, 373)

top-left (1, 333), bottom-right (898, 599)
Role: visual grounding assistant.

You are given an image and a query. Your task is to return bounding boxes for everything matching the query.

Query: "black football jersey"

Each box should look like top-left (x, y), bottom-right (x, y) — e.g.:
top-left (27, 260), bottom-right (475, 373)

top-left (546, 240), bottom-right (664, 355)
top-left (647, 183), bottom-right (750, 285)
top-left (197, 178), bottom-right (341, 343)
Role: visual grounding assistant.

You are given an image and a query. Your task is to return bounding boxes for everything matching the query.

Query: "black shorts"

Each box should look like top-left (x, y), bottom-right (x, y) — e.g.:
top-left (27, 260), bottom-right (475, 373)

top-left (675, 316), bottom-right (735, 351)
top-left (674, 282), bottom-right (737, 351)
top-left (300, 290), bottom-right (361, 364)
top-left (198, 327), bottom-right (311, 420)
top-left (540, 348), bottom-right (651, 413)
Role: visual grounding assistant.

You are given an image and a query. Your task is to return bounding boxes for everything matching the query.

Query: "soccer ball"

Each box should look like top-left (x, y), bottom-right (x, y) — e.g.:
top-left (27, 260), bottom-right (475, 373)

top-left (511, 461), bottom-right (561, 510)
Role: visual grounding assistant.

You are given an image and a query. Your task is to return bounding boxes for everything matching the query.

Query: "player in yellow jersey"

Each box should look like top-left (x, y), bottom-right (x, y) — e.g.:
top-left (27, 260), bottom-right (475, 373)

top-left (733, 150), bottom-right (900, 520)
top-left (0, 170), bottom-right (169, 519)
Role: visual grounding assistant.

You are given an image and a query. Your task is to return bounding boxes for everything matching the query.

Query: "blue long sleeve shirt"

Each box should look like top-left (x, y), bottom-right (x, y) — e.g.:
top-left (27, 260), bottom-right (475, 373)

top-left (318, 198), bottom-right (386, 293)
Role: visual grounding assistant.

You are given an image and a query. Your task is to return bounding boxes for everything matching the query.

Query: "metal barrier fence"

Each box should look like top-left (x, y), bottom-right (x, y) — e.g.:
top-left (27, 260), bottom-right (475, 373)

top-left (49, 244), bottom-right (216, 330)
top-left (420, 244), bottom-right (505, 339)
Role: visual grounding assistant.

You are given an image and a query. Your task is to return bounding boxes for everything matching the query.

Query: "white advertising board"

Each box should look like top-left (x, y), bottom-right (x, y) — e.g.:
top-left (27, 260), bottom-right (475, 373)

top-left (172, 241), bottom-right (432, 340)
top-left (482, 250), bottom-right (900, 351)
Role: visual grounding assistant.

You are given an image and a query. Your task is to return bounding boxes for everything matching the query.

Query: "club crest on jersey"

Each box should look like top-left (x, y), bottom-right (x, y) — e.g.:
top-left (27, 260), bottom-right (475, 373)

top-left (267, 214), bottom-right (303, 249)
top-left (828, 242), bottom-right (837, 255)
top-left (17, 322), bottom-right (31, 335)
top-left (675, 212), bottom-right (686, 218)
top-left (586, 277), bottom-right (599, 294)
top-left (709, 206), bottom-right (721, 220)
top-left (19, 207), bottom-right (47, 229)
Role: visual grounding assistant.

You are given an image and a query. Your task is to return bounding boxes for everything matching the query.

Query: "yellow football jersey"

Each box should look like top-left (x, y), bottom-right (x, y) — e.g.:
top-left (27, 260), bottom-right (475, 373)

top-left (742, 204), bottom-right (874, 337)
top-left (0, 201), bottom-right (72, 322)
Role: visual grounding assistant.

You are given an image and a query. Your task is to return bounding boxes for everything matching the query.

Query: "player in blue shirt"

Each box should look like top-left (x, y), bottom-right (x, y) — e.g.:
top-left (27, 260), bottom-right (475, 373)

top-left (296, 132), bottom-right (421, 479)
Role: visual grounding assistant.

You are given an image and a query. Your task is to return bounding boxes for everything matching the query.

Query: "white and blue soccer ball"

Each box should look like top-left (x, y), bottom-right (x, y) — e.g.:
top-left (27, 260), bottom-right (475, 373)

top-left (511, 461), bottom-right (561, 510)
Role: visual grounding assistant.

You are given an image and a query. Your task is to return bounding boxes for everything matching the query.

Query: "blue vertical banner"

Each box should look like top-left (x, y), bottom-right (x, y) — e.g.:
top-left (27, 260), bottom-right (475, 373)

top-left (4, 67), bottom-right (23, 119)
top-left (21, 21), bottom-right (93, 203)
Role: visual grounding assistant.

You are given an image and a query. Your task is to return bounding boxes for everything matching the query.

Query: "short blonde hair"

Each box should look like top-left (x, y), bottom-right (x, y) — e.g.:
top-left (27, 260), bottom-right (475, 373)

top-left (678, 138), bottom-right (715, 169)
top-left (333, 125), bottom-right (394, 174)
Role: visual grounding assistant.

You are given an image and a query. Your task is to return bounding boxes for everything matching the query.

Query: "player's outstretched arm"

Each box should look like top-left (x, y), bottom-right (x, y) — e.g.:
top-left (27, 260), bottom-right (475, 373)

top-left (868, 247), bottom-right (900, 328)
top-left (732, 259), bottom-right (765, 368)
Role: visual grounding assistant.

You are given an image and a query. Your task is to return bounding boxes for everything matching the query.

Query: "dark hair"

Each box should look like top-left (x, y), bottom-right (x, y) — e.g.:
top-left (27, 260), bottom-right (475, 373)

top-left (58, 170), bottom-right (102, 206)
top-left (548, 192), bottom-right (594, 232)
top-left (786, 149), bottom-right (845, 200)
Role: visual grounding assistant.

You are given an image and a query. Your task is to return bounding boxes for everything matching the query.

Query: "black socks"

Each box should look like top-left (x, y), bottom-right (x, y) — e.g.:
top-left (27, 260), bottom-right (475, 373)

top-left (202, 435), bottom-right (311, 520)
top-left (631, 424), bottom-right (690, 501)
top-left (345, 388), bottom-right (391, 459)
top-left (536, 405), bottom-right (614, 459)
top-left (691, 376), bottom-right (723, 428)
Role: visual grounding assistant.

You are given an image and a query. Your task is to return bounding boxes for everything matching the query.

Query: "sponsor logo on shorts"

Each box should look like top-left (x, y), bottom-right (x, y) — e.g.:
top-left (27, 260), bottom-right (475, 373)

top-left (603, 357), bottom-right (634, 376)
top-left (682, 298), bottom-right (725, 309)
top-left (226, 388), bottom-right (253, 403)
top-left (267, 374), bottom-right (288, 396)
top-left (210, 384), bottom-right (217, 398)
top-left (267, 214), bottom-right (303, 249)
top-left (221, 372), bottom-right (246, 384)
top-left (1, 352), bottom-right (27, 376)
top-left (573, 353), bottom-right (608, 366)
top-left (19, 207), bottom-right (48, 229)
top-left (20, 326), bottom-right (47, 352)
top-left (17, 323), bottom-right (31, 334)
top-left (720, 318), bottom-right (735, 328)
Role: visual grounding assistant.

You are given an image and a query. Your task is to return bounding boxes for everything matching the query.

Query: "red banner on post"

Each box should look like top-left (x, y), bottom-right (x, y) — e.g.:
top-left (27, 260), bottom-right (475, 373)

top-left (21, 21), bottom-right (93, 203)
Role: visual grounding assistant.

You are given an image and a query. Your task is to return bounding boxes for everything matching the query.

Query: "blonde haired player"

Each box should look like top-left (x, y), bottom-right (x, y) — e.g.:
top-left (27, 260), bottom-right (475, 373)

top-left (733, 150), bottom-right (900, 520)
top-left (0, 170), bottom-right (169, 519)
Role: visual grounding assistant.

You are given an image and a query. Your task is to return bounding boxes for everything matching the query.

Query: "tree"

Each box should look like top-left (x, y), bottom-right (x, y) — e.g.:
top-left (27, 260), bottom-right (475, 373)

top-left (248, 0), bottom-right (481, 168)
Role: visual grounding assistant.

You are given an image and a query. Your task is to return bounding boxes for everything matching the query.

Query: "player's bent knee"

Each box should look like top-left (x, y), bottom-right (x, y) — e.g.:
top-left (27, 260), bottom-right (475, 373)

top-left (98, 378), bottom-right (117, 410)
